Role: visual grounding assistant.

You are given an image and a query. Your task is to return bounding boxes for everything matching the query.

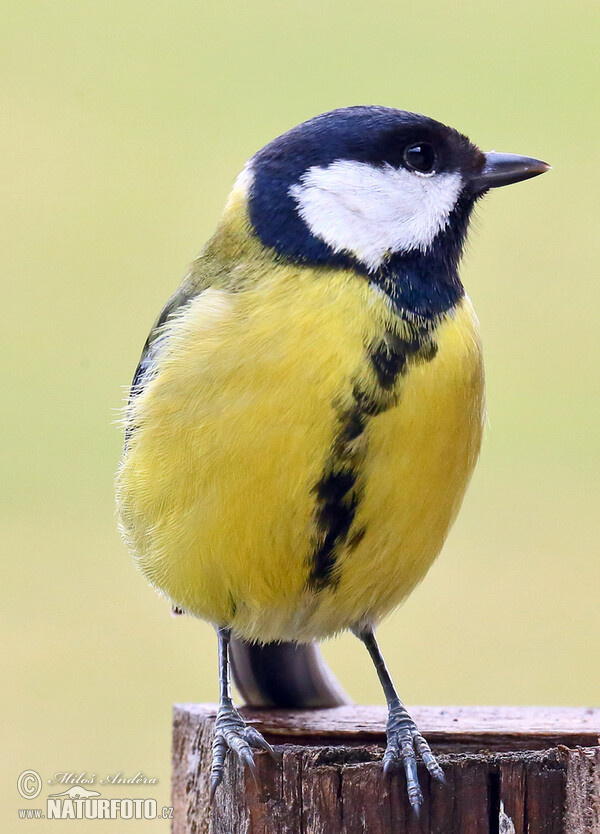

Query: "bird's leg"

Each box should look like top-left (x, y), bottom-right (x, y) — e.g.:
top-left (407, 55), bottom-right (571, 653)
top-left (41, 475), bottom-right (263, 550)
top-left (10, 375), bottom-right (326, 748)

top-left (210, 627), bottom-right (276, 800)
top-left (352, 626), bottom-right (445, 813)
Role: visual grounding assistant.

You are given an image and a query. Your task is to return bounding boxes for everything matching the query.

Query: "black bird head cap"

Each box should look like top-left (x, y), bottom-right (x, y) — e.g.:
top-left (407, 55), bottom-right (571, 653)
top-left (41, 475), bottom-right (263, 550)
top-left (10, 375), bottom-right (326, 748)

top-left (245, 106), bottom-right (549, 282)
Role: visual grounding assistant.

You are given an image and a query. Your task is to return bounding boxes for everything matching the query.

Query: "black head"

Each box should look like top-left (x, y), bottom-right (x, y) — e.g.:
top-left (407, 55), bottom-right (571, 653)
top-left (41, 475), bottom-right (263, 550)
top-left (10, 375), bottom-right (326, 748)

top-left (244, 107), bottom-right (548, 317)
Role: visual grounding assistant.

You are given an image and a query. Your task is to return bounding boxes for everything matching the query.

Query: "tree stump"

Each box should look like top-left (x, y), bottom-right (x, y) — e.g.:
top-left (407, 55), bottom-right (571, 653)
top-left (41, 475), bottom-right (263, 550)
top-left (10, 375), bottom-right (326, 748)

top-left (172, 705), bottom-right (600, 833)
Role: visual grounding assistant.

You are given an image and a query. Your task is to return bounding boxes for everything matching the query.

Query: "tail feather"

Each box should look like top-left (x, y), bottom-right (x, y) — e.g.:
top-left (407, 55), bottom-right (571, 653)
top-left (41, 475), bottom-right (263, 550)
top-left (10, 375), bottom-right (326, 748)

top-left (229, 639), bottom-right (350, 708)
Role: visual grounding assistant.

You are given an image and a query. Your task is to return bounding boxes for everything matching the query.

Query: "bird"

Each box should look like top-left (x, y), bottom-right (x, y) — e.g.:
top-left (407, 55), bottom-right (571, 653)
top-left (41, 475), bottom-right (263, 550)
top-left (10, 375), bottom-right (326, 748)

top-left (116, 106), bottom-right (549, 812)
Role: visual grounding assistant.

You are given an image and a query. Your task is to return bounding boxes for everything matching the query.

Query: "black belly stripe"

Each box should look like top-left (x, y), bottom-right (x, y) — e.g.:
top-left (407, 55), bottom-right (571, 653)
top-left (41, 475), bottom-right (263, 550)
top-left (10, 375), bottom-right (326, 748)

top-left (307, 325), bottom-right (439, 592)
top-left (369, 333), bottom-right (421, 388)
top-left (309, 469), bottom-right (359, 589)
top-left (332, 405), bottom-right (365, 454)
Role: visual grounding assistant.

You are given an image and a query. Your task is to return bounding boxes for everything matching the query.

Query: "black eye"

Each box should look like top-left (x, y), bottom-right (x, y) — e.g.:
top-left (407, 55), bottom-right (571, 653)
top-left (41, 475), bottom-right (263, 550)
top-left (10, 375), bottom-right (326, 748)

top-left (403, 143), bottom-right (436, 174)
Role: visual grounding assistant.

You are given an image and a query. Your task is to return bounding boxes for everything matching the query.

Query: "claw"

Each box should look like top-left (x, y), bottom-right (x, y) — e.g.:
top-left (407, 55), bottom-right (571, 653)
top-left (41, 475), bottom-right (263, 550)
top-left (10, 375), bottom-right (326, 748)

top-left (240, 747), bottom-right (257, 773)
top-left (243, 751), bottom-right (259, 790)
top-left (209, 776), bottom-right (221, 804)
top-left (413, 732), bottom-right (446, 783)
top-left (381, 700), bottom-right (444, 811)
top-left (434, 768), bottom-right (447, 786)
top-left (210, 702), bottom-right (276, 799)
top-left (209, 733), bottom-right (227, 802)
top-left (250, 727), bottom-right (281, 762)
top-left (382, 758), bottom-right (395, 779)
top-left (411, 797), bottom-right (423, 819)
top-left (426, 758), bottom-right (446, 784)
top-left (245, 727), bottom-right (278, 760)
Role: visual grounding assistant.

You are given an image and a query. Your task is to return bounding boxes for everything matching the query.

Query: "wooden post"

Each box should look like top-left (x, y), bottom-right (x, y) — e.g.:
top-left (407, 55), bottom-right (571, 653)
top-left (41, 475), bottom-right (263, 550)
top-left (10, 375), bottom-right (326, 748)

top-left (172, 705), bottom-right (600, 833)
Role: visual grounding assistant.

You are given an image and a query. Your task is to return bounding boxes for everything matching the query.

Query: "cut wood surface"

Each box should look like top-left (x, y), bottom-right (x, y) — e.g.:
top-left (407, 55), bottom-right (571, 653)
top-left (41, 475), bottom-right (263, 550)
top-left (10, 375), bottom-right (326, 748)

top-left (172, 705), bottom-right (600, 834)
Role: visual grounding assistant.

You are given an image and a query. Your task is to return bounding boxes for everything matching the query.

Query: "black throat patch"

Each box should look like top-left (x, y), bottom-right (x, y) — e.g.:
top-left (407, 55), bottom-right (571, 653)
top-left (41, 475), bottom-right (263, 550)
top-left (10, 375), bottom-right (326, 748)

top-left (307, 323), bottom-right (439, 591)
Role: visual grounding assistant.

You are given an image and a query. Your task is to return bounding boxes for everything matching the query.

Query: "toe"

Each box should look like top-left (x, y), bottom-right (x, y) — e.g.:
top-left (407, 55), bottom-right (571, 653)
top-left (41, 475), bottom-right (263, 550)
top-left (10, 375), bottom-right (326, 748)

top-left (226, 734), bottom-right (257, 772)
top-left (244, 726), bottom-right (279, 760)
top-left (210, 705), bottom-right (281, 797)
top-left (209, 734), bottom-right (227, 801)
top-left (413, 733), bottom-right (445, 783)
top-left (399, 736), bottom-right (423, 810)
top-left (382, 736), bottom-right (401, 777)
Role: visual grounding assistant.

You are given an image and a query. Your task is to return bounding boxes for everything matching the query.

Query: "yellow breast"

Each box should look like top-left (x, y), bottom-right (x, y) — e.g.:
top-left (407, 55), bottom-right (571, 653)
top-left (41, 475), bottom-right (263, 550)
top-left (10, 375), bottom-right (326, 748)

top-left (314, 295), bottom-right (485, 636)
top-left (116, 266), bottom-right (484, 642)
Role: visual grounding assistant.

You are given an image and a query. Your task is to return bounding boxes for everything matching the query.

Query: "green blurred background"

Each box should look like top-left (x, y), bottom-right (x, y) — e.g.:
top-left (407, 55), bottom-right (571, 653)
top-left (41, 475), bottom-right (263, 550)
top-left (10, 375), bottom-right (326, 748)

top-left (3, 0), bottom-right (599, 828)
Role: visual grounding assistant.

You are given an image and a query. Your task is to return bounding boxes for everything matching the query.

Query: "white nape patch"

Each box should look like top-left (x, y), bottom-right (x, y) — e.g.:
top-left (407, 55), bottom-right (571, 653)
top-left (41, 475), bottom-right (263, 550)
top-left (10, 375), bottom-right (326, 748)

top-left (232, 163), bottom-right (254, 195)
top-left (289, 160), bottom-right (462, 272)
top-left (224, 163), bottom-right (254, 211)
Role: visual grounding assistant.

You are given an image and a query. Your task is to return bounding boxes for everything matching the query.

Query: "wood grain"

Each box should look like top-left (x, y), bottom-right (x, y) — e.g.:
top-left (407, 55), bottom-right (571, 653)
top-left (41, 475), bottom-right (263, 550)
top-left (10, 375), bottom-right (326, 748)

top-left (172, 705), bottom-right (600, 833)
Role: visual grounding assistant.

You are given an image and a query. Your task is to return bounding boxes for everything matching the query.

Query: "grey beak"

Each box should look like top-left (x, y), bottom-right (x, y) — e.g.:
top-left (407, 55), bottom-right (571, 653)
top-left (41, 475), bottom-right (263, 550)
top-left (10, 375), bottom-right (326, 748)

top-left (472, 152), bottom-right (551, 192)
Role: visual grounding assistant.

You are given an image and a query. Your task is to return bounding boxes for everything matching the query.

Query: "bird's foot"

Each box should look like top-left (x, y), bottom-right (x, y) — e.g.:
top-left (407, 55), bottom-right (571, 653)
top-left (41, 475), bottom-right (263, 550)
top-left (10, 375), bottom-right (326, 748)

top-left (383, 699), bottom-right (445, 813)
top-left (210, 698), bottom-right (276, 800)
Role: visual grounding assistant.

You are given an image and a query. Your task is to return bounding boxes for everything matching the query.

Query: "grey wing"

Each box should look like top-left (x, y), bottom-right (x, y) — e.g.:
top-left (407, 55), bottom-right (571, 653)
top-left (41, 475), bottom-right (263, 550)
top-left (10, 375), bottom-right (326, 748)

top-left (124, 284), bottom-right (197, 446)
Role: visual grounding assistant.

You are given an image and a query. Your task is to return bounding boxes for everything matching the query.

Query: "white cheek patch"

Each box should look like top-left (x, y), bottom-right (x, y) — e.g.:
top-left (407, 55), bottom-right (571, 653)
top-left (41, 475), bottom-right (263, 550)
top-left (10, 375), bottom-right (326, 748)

top-left (289, 160), bottom-right (462, 272)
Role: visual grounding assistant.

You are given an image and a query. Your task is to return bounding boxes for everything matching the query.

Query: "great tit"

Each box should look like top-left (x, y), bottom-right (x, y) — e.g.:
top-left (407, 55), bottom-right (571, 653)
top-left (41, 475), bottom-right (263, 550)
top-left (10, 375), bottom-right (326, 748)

top-left (116, 106), bottom-right (548, 810)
